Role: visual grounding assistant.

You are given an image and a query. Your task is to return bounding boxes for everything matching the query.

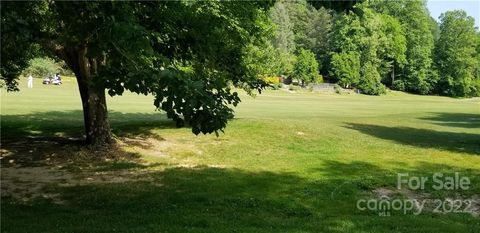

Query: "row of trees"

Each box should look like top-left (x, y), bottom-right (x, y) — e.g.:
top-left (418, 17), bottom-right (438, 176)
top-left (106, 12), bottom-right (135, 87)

top-left (263, 0), bottom-right (480, 97)
top-left (260, 0), bottom-right (331, 85)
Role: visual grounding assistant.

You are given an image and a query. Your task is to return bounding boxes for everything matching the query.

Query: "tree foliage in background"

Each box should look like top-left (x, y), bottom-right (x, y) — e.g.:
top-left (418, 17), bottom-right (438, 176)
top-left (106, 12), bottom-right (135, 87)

top-left (22, 57), bottom-right (62, 78)
top-left (298, 6), bottom-right (332, 73)
top-left (434, 10), bottom-right (479, 97)
top-left (293, 48), bottom-right (319, 86)
top-left (330, 3), bottom-right (388, 95)
top-left (0, 2), bottom-right (41, 91)
top-left (284, 0), bottom-right (331, 55)
top-left (243, 43), bottom-right (278, 79)
top-left (372, 0), bottom-right (436, 94)
top-left (269, 0), bottom-right (331, 77)
top-left (400, 0), bottom-right (436, 94)
top-left (377, 14), bottom-right (406, 87)
top-left (475, 32), bottom-right (480, 92)
top-left (330, 52), bottom-right (360, 89)
top-left (270, 1), bottom-right (296, 54)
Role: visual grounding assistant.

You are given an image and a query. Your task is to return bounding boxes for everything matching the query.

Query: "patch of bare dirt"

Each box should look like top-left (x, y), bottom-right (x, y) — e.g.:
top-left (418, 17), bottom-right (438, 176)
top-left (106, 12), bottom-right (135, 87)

top-left (118, 135), bottom-right (204, 158)
top-left (373, 187), bottom-right (480, 217)
top-left (1, 135), bottom-right (213, 204)
top-left (0, 137), bottom-right (158, 203)
top-left (1, 167), bottom-right (71, 204)
top-left (1, 165), bottom-right (159, 204)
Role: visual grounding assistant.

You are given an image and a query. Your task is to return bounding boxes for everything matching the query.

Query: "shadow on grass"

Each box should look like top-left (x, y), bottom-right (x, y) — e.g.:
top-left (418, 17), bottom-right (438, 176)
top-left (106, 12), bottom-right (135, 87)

top-left (1, 110), bottom-right (175, 142)
top-left (315, 160), bottom-right (480, 197)
top-left (345, 123), bottom-right (480, 155)
top-left (0, 110), bottom-right (176, 166)
top-left (2, 162), bottom-right (479, 233)
top-left (419, 113), bottom-right (480, 129)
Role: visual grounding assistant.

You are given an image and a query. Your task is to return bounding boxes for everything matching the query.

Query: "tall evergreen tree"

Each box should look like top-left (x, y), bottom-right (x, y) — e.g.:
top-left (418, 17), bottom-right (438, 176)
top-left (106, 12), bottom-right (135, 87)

top-left (270, 1), bottom-right (296, 54)
top-left (270, 0), bottom-right (331, 75)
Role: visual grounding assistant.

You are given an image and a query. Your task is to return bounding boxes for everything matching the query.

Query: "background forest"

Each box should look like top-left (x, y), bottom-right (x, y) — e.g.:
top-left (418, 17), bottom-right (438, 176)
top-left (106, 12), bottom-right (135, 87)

top-left (254, 0), bottom-right (480, 97)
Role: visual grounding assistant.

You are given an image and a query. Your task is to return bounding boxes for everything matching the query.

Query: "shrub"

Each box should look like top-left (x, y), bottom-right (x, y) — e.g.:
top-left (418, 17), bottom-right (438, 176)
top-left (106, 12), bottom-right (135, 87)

top-left (333, 84), bottom-right (342, 94)
top-left (263, 76), bottom-right (280, 85)
top-left (268, 83), bottom-right (282, 90)
top-left (316, 74), bottom-right (324, 84)
top-left (359, 62), bottom-right (386, 95)
top-left (392, 80), bottom-right (406, 91)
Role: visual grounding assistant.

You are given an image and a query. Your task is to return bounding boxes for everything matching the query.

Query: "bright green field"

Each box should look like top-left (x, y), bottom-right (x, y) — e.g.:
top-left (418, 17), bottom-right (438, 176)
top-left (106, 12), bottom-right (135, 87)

top-left (1, 77), bottom-right (480, 232)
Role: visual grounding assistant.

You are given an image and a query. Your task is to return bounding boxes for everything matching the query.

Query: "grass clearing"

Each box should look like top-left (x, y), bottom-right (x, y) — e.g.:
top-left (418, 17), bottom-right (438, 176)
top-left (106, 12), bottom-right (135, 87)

top-left (1, 77), bottom-right (480, 232)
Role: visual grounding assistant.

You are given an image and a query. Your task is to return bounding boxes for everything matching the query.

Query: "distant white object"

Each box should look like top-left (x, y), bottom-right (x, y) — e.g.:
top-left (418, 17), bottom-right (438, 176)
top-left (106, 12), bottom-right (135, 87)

top-left (52, 79), bottom-right (62, 85)
top-left (52, 74), bottom-right (62, 85)
top-left (27, 75), bottom-right (33, 88)
top-left (43, 76), bottom-right (51, 84)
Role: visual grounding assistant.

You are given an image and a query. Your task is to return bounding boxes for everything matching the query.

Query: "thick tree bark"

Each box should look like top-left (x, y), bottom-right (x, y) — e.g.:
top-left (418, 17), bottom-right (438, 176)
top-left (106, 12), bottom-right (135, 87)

top-left (63, 46), bottom-right (113, 145)
top-left (44, 41), bottom-right (113, 145)
top-left (76, 76), bottom-right (112, 145)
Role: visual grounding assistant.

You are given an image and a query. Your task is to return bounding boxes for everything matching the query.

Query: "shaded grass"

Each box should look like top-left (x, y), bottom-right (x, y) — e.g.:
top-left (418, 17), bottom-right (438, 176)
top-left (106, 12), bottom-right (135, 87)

top-left (346, 123), bottom-right (480, 155)
top-left (2, 165), bottom-right (479, 233)
top-left (419, 112), bottom-right (480, 129)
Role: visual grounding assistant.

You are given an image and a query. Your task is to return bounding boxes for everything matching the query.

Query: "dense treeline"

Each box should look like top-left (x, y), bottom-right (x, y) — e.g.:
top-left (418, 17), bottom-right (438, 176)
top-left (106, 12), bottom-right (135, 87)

top-left (262, 0), bottom-right (480, 97)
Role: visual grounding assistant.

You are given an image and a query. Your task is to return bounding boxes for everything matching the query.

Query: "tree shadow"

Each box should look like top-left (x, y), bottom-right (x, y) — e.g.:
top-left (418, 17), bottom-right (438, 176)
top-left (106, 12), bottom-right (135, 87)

top-left (345, 123), bottom-right (480, 155)
top-left (1, 110), bottom-right (175, 142)
top-left (0, 110), bottom-right (177, 166)
top-left (419, 113), bottom-right (480, 129)
top-left (2, 162), bottom-right (478, 232)
top-left (315, 159), bottom-right (480, 196)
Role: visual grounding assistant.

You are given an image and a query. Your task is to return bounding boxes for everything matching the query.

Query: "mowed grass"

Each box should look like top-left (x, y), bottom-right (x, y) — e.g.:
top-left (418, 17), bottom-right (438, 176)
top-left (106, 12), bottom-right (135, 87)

top-left (1, 77), bottom-right (480, 233)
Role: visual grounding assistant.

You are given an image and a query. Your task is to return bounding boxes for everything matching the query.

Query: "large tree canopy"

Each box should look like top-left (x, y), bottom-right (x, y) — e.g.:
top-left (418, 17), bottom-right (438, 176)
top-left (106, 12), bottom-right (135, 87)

top-left (434, 10), bottom-right (479, 97)
top-left (372, 0), bottom-right (436, 94)
top-left (1, 1), bottom-right (273, 145)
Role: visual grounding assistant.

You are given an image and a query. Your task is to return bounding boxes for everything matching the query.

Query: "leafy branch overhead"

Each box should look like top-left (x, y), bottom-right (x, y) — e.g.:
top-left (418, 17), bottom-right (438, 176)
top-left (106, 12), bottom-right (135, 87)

top-left (1, 1), bottom-right (274, 141)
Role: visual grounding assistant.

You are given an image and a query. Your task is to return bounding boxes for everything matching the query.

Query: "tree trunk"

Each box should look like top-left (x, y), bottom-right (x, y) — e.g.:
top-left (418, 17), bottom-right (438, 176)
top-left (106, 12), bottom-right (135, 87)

top-left (76, 77), bottom-right (112, 145)
top-left (391, 62), bottom-right (395, 87)
top-left (65, 46), bottom-right (113, 146)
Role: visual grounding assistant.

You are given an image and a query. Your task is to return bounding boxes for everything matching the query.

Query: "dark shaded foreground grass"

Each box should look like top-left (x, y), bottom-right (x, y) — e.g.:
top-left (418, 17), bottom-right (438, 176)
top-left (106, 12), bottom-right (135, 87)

top-left (2, 163), bottom-right (479, 233)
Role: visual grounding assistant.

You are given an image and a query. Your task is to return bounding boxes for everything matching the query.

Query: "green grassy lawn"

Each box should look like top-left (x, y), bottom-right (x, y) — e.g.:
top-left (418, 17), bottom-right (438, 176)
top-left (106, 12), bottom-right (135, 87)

top-left (1, 76), bottom-right (480, 232)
